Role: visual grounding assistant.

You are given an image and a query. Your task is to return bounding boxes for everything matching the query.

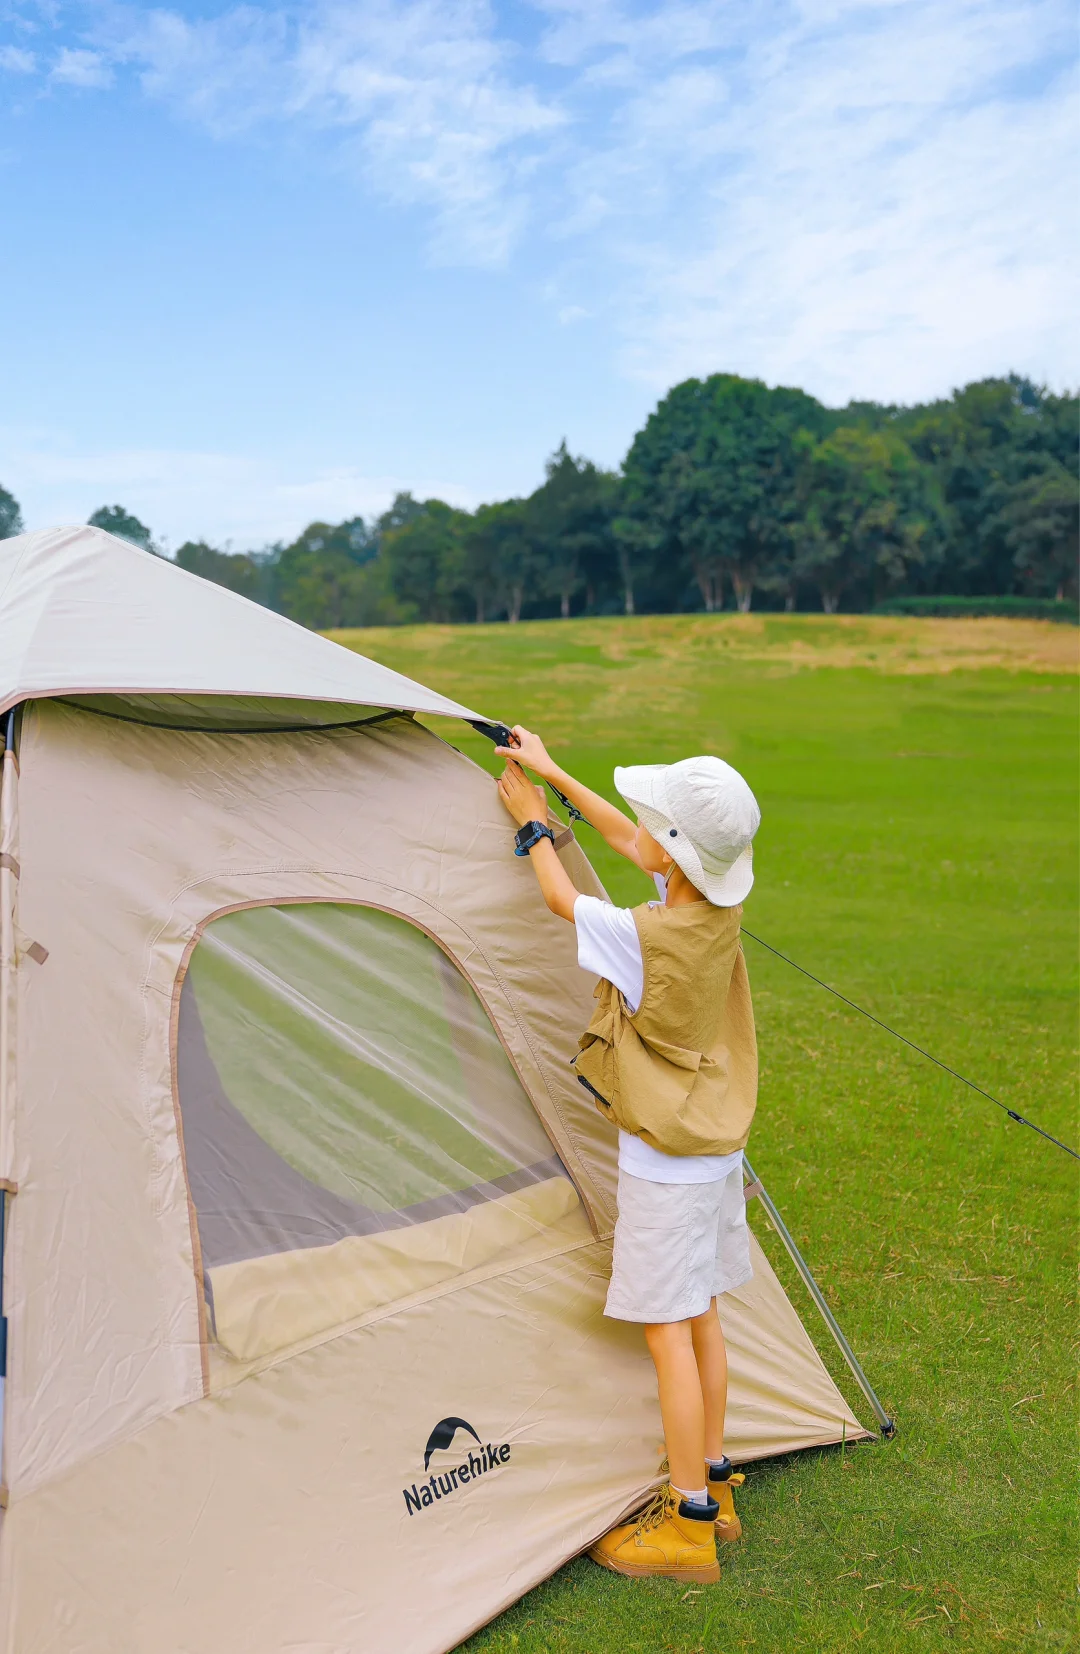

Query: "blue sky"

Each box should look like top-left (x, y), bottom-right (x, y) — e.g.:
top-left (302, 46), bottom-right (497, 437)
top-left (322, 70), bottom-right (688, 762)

top-left (1, 0), bottom-right (1075, 548)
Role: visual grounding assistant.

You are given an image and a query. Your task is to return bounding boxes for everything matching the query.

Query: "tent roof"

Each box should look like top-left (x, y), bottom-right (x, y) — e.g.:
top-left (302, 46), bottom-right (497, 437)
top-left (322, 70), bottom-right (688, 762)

top-left (0, 525), bottom-right (486, 728)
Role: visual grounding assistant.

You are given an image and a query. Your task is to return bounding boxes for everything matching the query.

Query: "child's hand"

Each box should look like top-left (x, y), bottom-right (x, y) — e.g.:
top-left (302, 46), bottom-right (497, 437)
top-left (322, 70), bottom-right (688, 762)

top-left (497, 761), bottom-right (549, 829)
top-left (495, 725), bottom-right (554, 780)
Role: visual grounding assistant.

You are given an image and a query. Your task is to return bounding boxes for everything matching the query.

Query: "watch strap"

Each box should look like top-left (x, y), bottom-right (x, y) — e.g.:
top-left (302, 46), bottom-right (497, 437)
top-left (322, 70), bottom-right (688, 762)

top-left (514, 820), bottom-right (556, 857)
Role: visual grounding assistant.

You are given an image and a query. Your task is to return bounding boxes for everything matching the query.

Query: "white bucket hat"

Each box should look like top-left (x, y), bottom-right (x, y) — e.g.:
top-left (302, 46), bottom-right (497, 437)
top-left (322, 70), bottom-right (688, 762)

top-left (614, 756), bottom-right (761, 907)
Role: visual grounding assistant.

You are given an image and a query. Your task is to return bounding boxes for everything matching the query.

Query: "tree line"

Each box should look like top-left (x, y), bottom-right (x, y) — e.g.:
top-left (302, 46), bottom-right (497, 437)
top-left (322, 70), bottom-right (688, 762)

top-left (2, 372), bottom-right (1075, 627)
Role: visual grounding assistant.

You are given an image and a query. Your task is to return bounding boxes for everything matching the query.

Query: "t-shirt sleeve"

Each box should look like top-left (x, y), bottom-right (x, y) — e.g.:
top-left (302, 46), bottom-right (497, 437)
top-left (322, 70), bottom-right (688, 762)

top-left (573, 895), bottom-right (645, 1013)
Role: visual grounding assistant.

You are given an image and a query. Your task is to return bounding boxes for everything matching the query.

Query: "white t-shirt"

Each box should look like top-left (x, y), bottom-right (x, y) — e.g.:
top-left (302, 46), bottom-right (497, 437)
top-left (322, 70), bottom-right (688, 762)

top-left (573, 889), bottom-right (744, 1186)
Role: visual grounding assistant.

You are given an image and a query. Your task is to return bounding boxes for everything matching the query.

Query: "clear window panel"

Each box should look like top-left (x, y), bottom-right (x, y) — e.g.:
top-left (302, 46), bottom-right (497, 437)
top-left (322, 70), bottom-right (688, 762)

top-left (177, 905), bottom-right (587, 1362)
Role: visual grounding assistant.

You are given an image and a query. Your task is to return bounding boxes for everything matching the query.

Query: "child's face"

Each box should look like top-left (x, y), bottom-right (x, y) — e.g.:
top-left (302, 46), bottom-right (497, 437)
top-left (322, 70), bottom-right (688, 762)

top-left (635, 821), bottom-right (673, 876)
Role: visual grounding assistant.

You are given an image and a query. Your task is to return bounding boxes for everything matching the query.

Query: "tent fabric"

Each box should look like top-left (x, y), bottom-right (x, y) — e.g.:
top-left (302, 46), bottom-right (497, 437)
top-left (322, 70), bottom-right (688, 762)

top-left (1, 699), bottom-right (622, 1499)
top-left (0, 684), bottom-right (871, 1652)
top-left (207, 1175), bottom-right (590, 1363)
top-left (1, 1232), bottom-right (863, 1654)
top-left (0, 740), bottom-right (16, 1184)
top-left (0, 526), bottom-right (484, 725)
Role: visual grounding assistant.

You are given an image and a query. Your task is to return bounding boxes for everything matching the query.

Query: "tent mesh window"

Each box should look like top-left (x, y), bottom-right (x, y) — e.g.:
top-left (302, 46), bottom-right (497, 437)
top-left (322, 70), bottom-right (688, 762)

top-left (176, 903), bottom-right (586, 1362)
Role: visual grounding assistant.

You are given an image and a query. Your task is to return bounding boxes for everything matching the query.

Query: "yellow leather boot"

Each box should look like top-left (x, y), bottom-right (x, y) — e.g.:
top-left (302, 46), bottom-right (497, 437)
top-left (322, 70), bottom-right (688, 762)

top-left (588, 1485), bottom-right (721, 1582)
top-left (708, 1456), bottom-right (745, 1542)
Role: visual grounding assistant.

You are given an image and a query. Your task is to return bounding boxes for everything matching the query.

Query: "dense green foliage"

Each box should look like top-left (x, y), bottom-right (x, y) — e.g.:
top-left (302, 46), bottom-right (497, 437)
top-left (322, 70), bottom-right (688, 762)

top-left (874, 595), bottom-right (1078, 621)
top-left (333, 613), bottom-right (1076, 1652)
top-left (3, 373), bottom-right (1075, 625)
top-left (0, 485), bottom-right (23, 540)
top-left (87, 503), bottom-right (156, 551)
top-left (174, 539), bottom-right (267, 601)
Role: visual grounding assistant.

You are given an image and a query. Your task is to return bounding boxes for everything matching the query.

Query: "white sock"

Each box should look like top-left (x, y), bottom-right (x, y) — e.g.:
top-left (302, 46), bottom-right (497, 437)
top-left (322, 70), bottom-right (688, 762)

top-left (671, 1483), bottom-right (710, 1507)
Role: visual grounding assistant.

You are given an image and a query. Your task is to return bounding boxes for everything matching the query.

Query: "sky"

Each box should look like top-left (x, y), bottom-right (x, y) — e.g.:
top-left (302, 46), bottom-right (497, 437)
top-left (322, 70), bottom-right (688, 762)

top-left (1, 0), bottom-right (1075, 550)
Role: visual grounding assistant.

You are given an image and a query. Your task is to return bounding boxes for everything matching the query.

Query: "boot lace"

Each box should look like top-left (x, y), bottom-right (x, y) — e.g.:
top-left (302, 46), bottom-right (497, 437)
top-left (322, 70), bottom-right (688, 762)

top-left (633, 1485), bottom-right (678, 1537)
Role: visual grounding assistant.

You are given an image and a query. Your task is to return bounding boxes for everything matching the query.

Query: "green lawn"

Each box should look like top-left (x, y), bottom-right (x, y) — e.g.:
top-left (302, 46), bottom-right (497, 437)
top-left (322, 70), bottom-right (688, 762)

top-left (336, 615), bottom-right (1078, 1653)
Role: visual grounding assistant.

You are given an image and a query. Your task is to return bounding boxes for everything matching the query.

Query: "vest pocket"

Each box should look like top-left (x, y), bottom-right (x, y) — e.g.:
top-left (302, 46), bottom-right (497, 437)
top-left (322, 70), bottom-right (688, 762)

top-left (613, 1033), bottom-right (706, 1149)
top-left (636, 1034), bottom-right (703, 1074)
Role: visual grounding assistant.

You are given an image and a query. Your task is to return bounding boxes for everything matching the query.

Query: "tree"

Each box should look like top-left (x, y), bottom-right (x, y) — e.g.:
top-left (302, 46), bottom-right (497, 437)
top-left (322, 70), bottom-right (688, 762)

top-left (88, 505), bottom-right (155, 552)
top-left (175, 541), bottom-right (262, 601)
top-left (621, 374), bottom-right (830, 613)
top-left (0, 485), bottom-right (23, 539)
top-left (380, 498), bottom-right (470, 623)
top-left (273, 517), bottom-right (400, 629)
top-left (610, 508), bottom-right (660, 615)
top-left (375, 493), bottom-right (427, 538)
top-left (463, 499), bottom-right (534, 622)
top-left (64, 373), bottom-right (1076, 630)
top-left (527, 442), bottom-right (619, 618)
top-left (794, 427), bottom-right (943, 611)
top-left (897, 376), bottom-right (1078, 595)
top-left (701, 380), bottom-right (831, 612)
top-left (622, 381), bottom-right (723, 612)
top-left (999, 461), bottom-right (1079, 600)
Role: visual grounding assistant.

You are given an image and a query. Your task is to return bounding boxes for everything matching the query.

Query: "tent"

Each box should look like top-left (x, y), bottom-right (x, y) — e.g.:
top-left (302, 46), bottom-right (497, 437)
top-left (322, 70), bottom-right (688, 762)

top-left (0, 526), bottom-right (873, 1653)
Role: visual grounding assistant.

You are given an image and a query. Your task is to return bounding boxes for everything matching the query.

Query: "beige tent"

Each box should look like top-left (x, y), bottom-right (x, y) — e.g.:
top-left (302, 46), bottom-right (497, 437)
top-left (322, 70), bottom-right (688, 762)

top-left (0, 526), bottom-right (873, 1653)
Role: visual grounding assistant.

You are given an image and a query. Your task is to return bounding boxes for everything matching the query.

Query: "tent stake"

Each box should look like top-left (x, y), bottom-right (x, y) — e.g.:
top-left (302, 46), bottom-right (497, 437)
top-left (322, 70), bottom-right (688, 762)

top-left (742, 1156), bottom-right (895, 1439)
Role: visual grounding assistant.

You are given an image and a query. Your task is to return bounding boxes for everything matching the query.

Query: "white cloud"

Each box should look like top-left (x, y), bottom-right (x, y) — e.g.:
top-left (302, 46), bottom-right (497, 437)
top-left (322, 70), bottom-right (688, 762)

top-left (536, 0), bottom-right (737, 76)
top-left (0, 431), bottom-right (479, 547)
top-left (537, 0), bottom-right (1079, 401)
top-left (622, 80), bottom-right (1076, 404)
top-left (27, 0), bottom-right (1079, 400)
top-left (117, 7), bottom-right (293, 134)
top-left (51, 45), bottom-right (112, 86)
top-left (294, 3), bottom-right (564, 264)
top-left (0, 44), bottom-right (36, 72)
top-left (106, 0), bottom-right (565, 264)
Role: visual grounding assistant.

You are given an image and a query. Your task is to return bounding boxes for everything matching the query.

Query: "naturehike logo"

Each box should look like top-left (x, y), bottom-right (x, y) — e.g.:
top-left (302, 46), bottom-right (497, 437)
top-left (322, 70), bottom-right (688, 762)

top-left (423, 1416), bottom-right (480, 1470)
top-left (404, 1416), bottom-right (512, 1515)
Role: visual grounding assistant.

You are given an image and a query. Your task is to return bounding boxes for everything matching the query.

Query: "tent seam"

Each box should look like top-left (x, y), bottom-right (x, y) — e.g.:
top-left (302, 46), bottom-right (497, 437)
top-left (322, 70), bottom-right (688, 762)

top-left (206, 1231), bottom-right (615, 1396)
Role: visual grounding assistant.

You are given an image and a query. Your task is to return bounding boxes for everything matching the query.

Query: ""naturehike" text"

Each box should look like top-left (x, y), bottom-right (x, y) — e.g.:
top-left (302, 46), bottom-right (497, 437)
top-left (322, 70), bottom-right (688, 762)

top-left (403, 1443), bottom-right (511, 1514)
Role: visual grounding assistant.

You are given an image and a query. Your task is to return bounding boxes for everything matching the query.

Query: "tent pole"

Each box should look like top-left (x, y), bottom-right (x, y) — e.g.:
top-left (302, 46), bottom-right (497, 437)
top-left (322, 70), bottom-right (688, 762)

top-left (742, 1155), bottom-right (894, 1438)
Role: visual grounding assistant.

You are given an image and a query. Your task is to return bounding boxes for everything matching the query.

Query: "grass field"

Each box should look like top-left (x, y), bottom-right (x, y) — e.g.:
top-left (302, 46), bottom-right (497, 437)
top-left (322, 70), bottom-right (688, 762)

top-left (334, 614), bottom-right (1078, 1653)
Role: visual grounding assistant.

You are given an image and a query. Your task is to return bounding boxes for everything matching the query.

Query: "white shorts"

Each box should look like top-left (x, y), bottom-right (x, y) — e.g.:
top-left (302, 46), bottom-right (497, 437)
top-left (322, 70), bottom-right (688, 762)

top-left (604, 1164), bottom-right (754, 1324)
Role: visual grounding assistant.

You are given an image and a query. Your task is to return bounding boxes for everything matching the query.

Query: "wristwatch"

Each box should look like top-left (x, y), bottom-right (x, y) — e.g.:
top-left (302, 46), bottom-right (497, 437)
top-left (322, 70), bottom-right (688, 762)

top-left (514, 820), bottom-right (556, 857)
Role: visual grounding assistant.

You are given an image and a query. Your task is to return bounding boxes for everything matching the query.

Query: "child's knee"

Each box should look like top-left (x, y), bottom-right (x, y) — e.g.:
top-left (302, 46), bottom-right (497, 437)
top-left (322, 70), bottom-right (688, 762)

top-left (644, 1318), bottom-right (694, 1357)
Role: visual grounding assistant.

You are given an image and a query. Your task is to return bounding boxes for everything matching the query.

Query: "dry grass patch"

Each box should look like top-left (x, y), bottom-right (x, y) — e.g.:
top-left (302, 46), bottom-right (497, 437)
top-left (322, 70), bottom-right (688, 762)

top-left (329, 613), bottom-right (1078, 681)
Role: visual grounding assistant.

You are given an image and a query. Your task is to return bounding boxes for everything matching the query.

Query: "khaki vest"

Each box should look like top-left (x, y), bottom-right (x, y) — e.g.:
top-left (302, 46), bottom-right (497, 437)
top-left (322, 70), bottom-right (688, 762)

top-left (574, 900), bottom-right (758, 1157)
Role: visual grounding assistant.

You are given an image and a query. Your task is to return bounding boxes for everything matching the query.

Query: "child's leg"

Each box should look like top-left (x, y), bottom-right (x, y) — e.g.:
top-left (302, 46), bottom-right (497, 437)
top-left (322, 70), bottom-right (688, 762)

top-left (643, 1319), bottom-right (706, 1493)
top-left (690, 1299), bottom-right (728, 1468)
top-left (691, 1298), bottom-right (745, 1542)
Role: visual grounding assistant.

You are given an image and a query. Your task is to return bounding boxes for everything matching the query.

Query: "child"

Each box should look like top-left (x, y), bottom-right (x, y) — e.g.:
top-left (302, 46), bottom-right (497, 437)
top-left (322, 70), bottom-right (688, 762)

top-left (495, 728), bottom-right (760, 1585)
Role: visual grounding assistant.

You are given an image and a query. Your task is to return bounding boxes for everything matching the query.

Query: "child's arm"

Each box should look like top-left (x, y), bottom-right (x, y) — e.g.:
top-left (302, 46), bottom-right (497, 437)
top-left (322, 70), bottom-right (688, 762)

top-left (494, 725), bottom-right (644, 868)
top-left (496, 760), bottom-right (580, 921)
